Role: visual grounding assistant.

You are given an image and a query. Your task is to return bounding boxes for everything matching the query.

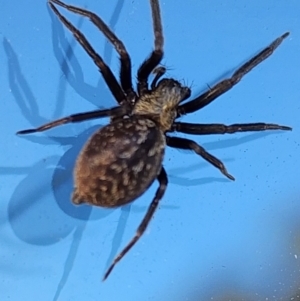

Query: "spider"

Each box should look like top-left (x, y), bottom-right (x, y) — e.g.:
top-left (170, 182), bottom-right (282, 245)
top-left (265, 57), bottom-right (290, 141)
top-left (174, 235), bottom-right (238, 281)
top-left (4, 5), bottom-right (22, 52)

top-left (18, 0), bottom-right (291, 281)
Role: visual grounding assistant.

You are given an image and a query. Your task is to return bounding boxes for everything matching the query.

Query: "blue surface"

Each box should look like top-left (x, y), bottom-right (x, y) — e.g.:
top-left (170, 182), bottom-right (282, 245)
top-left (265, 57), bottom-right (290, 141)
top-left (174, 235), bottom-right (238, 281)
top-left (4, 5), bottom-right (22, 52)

top-left (1, 1), bottom-right (300, 300)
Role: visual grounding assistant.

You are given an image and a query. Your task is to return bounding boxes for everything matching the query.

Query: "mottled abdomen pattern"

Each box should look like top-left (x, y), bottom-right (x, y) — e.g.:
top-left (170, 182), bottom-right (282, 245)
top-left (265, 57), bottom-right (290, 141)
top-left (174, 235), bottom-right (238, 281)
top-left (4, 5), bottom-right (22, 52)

top-left (72, 116), bottom-right (166, 207)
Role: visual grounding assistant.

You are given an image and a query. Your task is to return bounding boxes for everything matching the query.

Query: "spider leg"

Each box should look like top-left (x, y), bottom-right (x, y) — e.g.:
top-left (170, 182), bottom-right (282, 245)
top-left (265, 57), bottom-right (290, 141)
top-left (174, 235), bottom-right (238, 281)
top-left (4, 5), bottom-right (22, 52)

top-left (49, 0), bottom-right (135, 100)
top-left (137, 0), bottom-right (164, 94)
top-left (17, 106), bottom-right (126, 135)
top-left (177, 32), bottom-right (289, 116)
top-left (103, 167), bottom-right (168, 281)
top-left (166, 136), bottom-right (235, 180)
top-left (173, 122), bottom-right (292, 135)
top-left (151, 66), bottom-right (166, 89)
top-left (49, 1), bottom-right (126, 104)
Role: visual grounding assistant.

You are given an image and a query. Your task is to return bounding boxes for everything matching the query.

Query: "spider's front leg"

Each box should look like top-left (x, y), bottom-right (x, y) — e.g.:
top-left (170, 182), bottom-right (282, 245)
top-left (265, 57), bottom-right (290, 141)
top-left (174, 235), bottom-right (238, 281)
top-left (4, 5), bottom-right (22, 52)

top-left (137, 0), bottom-right (164, 94)
top-left (177, 32), bottom-right (290, 116)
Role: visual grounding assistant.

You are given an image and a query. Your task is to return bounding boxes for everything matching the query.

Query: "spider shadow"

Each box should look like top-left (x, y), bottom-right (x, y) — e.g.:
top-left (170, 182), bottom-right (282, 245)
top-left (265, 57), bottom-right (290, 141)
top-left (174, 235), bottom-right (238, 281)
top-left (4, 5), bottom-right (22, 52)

top-left (3, 36), bottom-right (94, 301)
top-left (3, 1), bottom-right (130, 297)
top-left (48, 0), bottom-right (115, 109)
top-left (4, 35), bottom-right (110, 244)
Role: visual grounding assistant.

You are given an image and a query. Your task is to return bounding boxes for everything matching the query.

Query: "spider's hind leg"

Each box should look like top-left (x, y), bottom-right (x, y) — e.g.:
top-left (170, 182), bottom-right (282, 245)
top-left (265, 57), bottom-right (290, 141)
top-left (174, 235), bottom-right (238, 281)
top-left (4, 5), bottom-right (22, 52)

top-left (103, 167), bottom-right (168, 281)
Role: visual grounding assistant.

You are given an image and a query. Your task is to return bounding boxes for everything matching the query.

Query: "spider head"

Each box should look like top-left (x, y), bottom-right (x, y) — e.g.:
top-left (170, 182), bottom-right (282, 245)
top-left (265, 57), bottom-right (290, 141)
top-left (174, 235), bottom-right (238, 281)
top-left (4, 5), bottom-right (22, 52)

top-left (133, 79), bottom-right (191, 132)
top-left (155, 79), bottom-right (191, 104)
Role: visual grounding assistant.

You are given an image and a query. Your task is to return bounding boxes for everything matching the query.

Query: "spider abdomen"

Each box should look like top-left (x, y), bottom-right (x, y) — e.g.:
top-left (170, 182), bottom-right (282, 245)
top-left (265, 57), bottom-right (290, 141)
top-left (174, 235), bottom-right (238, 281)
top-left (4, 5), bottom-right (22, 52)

top-left (72, 116), bottom-right (166, 207)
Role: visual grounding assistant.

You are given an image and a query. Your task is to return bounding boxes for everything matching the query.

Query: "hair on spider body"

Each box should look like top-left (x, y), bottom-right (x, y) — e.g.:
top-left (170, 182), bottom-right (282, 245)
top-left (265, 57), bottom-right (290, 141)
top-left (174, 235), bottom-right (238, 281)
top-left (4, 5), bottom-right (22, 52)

top-left (17, 0), bottom-right (291, 281)
top-left (73, 116), bottom-right (166, 207)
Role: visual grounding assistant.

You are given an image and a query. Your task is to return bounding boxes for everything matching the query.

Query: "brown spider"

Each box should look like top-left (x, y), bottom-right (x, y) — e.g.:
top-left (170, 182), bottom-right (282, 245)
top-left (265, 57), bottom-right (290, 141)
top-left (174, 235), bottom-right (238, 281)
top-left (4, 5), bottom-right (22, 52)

top-left (17, 0), bottom-right (291, 281)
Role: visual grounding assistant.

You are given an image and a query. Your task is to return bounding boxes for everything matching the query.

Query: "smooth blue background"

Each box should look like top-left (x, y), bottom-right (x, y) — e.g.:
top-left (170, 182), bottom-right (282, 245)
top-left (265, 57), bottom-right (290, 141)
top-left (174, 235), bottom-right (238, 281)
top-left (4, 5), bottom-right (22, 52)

top-left (1, 1), bottom-right (299, 300)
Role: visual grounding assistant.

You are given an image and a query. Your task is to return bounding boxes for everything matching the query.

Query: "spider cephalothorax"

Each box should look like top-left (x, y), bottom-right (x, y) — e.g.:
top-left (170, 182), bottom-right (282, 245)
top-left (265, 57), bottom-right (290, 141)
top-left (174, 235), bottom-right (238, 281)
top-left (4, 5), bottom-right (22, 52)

top-left (18, 0), bottom-right (291, 280)
top-left (133, 79), bottom-right (191, 131)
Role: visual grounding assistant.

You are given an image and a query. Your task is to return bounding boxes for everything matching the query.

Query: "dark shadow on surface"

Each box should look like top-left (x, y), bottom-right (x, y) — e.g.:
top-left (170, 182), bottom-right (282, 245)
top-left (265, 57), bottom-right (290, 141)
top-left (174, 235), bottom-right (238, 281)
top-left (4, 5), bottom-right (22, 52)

top-left (3, 4), bottom-right (126, 301)
top-left (4, 38), bottom-right (78, 244)
top-left (6, 2), bottom-right (135, 299)
top-left (5, 35), bottom-right (100, 218)
top-left (3, 0), bottom-right (128, 246)
top-left (7, 158), bottom-right (73, 245)
top-left (48, 1), bottom-right (114, 109)
top-left (47, 2), bottom-right (84, 119)
top-left (52, 222), bottom-right (87, 301)
top-left (48, 2), bottom-right (130, 295)
top-left (105, 204), bottom-right (132, 270)
top-left (4, 38), bottom-right (48, 127)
